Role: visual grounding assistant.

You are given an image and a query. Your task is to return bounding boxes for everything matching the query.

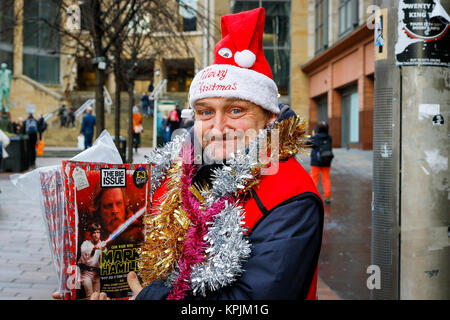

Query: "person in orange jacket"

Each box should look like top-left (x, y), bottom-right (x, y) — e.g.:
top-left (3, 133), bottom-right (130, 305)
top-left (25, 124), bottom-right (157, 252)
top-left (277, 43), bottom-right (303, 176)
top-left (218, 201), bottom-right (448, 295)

top-left (308, 122), bottom-right (334, 204)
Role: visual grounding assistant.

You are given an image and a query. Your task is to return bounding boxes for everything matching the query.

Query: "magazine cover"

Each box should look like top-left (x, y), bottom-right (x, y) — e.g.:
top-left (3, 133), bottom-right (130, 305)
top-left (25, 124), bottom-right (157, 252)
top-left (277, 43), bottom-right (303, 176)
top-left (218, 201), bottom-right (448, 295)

top-left (62, 161), bottom-right (150, 300)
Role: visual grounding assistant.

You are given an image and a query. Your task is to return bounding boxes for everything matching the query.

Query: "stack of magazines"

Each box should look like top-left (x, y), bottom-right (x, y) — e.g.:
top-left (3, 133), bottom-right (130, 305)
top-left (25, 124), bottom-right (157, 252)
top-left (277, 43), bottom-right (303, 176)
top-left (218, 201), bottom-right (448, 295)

top-left (15, 131), bottom-right (150, 300)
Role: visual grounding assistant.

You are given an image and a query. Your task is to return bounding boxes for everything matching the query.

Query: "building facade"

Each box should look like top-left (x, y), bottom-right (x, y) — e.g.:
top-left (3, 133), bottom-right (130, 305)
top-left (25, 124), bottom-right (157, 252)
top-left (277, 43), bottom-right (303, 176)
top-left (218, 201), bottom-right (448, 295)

top-left (1, 0), bottom-right (314, 122)
top-left (302, 0), bottom-right (375, 150)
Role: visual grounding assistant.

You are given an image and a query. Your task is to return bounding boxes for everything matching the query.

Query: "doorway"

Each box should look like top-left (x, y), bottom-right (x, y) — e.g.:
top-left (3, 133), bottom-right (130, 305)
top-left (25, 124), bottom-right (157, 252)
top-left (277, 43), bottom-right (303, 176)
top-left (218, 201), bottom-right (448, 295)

top-left (341, 85), bottom-right (359, 148)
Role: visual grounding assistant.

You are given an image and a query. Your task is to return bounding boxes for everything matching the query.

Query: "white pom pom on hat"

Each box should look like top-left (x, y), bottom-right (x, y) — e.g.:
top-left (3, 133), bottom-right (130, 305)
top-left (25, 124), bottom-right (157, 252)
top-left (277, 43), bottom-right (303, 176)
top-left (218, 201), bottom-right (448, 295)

top-left (234, 50), bottom-right (256, 68)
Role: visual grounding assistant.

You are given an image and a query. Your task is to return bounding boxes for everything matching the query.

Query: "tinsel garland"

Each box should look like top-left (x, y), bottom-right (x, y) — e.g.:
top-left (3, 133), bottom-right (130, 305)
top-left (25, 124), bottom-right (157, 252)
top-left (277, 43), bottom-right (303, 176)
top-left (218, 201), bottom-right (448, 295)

top-left (139, 116), bottom-right (310, 298)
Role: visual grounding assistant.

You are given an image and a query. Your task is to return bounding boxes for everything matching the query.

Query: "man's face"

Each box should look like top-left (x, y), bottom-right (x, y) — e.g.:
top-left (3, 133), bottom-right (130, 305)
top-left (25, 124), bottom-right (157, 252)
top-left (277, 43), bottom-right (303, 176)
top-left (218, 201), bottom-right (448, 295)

top-left (193, 98), bottom-right (276, 161)
top-left (91, 229), bottom-right (101, 243)
top-left (99, 188), bottom-right (126, 233)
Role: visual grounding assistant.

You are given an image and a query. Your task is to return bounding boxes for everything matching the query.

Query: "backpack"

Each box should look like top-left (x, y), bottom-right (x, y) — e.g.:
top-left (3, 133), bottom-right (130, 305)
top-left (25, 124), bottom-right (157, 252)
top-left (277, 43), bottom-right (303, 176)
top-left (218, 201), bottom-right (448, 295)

top-left (26, 118), bottom-right (38, 135)
top-left (317, 136), bottom-right (334, 163)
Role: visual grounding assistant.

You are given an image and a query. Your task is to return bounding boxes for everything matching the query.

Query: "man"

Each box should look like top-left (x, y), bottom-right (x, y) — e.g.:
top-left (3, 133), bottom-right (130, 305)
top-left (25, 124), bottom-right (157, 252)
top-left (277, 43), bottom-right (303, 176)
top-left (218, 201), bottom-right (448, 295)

top-left (37, 114), bottom-right (47, 141)
top-left (93, 8), bottom-right (324, 301)
top-left (78, 223), bottom-right (105, 299)
top-left (24, 113), bottom-right (39, 167)
top-left (58, 104), bottom-right (68, 127)
top-left (93, 187), bottom-right (142, 244)
top-left (94, 188), bottom-right (127, 236)
top-left (141, 92), bottom-right (150, 116)
top-left (80, 106), bottom-right (96, 150)
top-left (67, 106), bottom-right (76, 128)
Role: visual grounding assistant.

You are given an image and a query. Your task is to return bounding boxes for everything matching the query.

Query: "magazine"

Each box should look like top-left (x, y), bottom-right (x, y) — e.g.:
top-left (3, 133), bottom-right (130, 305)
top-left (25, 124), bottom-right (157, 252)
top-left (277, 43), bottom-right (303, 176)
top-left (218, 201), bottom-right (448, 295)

top-left (62, 161), bottom-right (150, 300)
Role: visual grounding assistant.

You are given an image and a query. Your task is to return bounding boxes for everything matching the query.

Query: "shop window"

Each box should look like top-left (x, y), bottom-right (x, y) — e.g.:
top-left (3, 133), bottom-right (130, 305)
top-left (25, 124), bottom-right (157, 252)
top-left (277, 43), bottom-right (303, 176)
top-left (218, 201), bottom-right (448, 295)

top-left (315, 0), bottom-right (328, 54)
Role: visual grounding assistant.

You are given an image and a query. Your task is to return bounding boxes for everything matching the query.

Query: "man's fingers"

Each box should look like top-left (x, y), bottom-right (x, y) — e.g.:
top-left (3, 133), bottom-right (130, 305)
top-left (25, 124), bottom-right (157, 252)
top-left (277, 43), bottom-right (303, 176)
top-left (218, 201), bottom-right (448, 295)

top-left (90, 292), bottom-right (100, 300)
top-left (51, 291), bottom-right (61, 300)
top-left (99, 292), bottom-right (109, 300)
top-left (127, 271), bottom-right (143, 297)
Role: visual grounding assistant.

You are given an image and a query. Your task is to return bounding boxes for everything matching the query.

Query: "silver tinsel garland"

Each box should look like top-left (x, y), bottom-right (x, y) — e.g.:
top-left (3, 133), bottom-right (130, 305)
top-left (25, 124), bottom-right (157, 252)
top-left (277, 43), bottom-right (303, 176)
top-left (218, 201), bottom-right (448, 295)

top-left (145, 132), bottom-right (189, 195)
top-left (190, 201), bottom-right (251, 296)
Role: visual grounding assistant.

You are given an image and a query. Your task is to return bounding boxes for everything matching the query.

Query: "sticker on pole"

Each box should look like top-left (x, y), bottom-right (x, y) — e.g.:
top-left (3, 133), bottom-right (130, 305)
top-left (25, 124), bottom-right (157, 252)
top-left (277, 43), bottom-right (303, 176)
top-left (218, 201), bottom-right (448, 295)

top-left (396, 0), bottom-right (450, 67)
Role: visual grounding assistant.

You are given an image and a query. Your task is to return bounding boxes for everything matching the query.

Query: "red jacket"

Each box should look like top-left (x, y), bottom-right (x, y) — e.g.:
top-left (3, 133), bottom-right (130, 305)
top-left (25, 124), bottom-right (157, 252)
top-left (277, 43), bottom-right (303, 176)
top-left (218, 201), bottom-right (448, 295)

top-left (138, 156), bottom-right (324, 300)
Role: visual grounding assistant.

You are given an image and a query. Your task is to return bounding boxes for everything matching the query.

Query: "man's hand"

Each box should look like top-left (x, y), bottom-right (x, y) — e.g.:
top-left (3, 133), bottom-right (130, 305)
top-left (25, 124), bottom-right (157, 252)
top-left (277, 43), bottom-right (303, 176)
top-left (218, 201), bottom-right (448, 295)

top-left (127, 271), bottom-right (143, 300)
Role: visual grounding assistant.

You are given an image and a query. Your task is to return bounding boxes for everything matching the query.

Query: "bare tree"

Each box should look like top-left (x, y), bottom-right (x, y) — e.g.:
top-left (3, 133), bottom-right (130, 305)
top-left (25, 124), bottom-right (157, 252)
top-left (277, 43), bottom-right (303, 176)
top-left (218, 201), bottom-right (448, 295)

top-left (36, 0), bottom-right (148, 138)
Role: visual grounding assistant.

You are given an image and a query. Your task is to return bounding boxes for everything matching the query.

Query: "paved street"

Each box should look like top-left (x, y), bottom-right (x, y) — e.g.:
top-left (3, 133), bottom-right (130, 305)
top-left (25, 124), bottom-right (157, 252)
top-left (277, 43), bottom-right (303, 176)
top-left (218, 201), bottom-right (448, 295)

top-left (0, 147), bottom-right (370, 300)
top-left (298, 148), bottom-right (373, 300)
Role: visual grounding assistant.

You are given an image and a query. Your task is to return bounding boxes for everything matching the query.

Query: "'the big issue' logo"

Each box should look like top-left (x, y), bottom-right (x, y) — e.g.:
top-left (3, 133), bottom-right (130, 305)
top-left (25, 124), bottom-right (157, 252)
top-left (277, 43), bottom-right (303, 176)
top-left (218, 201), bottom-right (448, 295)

top-left (101, 168), bottom-right (126, 188)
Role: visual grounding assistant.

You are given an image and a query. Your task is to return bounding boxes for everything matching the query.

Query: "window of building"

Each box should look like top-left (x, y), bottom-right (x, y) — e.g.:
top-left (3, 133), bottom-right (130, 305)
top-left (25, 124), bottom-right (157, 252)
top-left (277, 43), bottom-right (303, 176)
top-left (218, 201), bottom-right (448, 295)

top-left (314, 0), bottom-right (328, 54)
top-left (316, 94), bottom-right (328, 124)
top-left (23, 0), bottom-right (60, 84)
top-left (178, 0), bottom-right (198, 32)
top-left (338, 0), bottom-right (359, 37)
top-left (231, 0), bottom-right (291, 96)
top-left (0, 2), bottom-right (14, 72)
top-left (165, 58), bottom-right (195, 92)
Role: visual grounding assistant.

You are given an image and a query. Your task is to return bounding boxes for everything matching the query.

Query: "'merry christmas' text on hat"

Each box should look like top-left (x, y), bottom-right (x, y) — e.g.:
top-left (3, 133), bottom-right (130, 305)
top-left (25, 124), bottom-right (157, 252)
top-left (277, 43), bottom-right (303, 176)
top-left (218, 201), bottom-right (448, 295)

top-left (189, 8), bottom-right (279, 114)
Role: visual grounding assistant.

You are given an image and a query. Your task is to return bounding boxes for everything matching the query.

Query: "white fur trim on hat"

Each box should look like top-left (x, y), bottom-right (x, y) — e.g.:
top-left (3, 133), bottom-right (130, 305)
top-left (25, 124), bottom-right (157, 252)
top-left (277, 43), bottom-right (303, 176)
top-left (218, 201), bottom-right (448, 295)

top-left (189, 64), bottom-right (279, 114)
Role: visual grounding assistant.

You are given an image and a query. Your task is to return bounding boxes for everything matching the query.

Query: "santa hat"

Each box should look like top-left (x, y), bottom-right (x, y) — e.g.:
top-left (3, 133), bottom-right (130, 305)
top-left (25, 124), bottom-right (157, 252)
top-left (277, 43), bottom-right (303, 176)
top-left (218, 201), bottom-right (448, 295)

top-left (189, 8), bottom-right (279, 114)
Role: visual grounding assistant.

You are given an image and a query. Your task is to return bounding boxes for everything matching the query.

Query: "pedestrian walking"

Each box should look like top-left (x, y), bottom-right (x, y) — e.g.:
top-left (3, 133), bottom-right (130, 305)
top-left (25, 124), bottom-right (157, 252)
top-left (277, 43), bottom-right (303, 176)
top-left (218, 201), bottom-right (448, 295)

top-left (308, 122), bottom-right (334, 204)
top-left (37, 114), bottom-right (47, 140)
top-left (67, 106), bottom-right (76, 128)
top-left (141, 92), bottom-right (150, 116)
top-left (58, 104), bottom-right (68, 127)
top-left (80, 106), bottom-right (96, 150)
top-left (132, 106), bottom-right (143, 153)
top-left (161, 111), bottom-right (171, 143)
top-left (24, 113), bottom-right (39, 167)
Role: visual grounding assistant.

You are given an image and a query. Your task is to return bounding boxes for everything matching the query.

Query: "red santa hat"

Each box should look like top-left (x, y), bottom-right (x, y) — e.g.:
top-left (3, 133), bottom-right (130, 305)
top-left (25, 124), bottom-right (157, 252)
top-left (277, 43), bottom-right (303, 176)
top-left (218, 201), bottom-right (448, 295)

top-left (189, 8), bottom-right (279, 114)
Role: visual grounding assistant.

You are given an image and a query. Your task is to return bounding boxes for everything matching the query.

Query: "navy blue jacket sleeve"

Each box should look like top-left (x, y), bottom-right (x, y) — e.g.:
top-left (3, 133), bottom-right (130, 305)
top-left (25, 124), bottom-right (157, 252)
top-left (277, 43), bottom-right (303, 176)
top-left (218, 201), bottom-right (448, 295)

top-left (136, 194), bottom-right (323, 300)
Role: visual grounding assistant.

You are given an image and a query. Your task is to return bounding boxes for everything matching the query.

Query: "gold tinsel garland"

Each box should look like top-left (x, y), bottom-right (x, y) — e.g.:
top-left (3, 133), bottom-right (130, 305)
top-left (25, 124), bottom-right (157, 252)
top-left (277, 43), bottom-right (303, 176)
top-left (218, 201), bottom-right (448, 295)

top-left (138, 159), bottom-right (190, 286)
top-left (138, 116), bottom-right (310, 286)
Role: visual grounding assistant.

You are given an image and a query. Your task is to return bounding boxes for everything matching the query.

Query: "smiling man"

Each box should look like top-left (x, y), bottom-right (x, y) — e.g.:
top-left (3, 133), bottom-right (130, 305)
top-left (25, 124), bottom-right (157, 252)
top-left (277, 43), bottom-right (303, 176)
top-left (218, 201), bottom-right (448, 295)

top-left (91, 7), bottom-right (324, 301)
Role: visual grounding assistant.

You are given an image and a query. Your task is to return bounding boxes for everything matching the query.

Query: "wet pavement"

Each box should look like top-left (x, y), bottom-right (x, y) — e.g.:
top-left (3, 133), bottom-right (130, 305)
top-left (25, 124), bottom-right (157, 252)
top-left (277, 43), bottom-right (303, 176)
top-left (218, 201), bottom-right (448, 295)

top-left (298, 148), bottom-right (373, 300)
top-left (0, 147), bottom-right (370, 299)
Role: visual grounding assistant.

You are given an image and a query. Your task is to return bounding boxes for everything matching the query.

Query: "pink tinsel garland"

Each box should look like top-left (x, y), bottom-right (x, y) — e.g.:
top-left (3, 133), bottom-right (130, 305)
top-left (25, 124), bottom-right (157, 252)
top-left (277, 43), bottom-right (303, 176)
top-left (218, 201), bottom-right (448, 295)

top-left (167, 147), bottom-right (232, 300)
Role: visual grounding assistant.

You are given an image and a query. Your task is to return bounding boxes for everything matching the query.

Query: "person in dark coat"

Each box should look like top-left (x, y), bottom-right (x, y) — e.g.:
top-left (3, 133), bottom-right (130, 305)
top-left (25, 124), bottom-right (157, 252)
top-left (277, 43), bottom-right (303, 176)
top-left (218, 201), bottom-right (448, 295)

top-left (37, 114), bottom-right (47, 140)
top-left (141, 92), bottom-right (150, 116)
top-left (24, 113), bottom-right (39, 167)
top-left (308, 122), bottom-right (333, 204)
top-left (80, 106), bottom-right (96, 150)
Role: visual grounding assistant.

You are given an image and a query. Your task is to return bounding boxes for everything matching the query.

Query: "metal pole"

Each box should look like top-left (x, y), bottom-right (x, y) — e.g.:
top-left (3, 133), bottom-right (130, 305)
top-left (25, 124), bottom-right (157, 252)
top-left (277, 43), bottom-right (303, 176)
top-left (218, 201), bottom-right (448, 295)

top-left (153, 99), bottom-right (158, 148)
top-left (372, 0), bottom-right (450, 300)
